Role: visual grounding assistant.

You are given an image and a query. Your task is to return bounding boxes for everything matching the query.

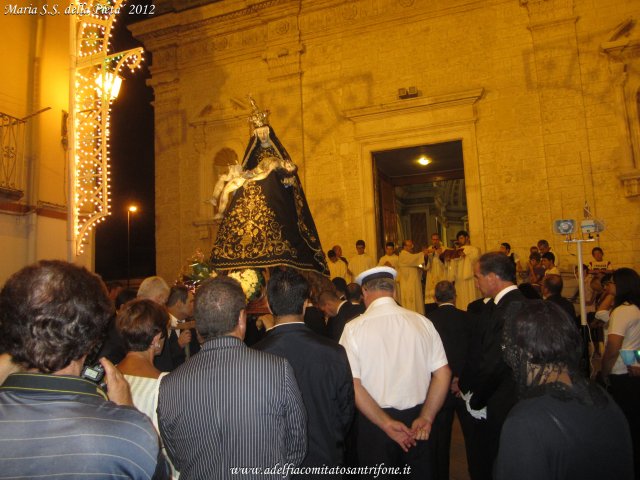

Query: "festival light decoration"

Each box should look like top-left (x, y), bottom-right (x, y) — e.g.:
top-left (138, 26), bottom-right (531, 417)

top-left (71, 0), bottom-right (144, 254)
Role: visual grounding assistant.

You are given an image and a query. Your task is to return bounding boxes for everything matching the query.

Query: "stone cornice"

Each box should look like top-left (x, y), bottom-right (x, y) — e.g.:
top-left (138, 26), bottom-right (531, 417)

top-left (344, 88), bottom-right (484, 123)
top-left (618, 170), bottom-right (640, 197)
top-left (520, 0), bottom-right (577, 30)
top-left (600, 18), bottom-right (640, 62)
top-left (130, 0), bottom-right (289, 43)
top-left (526, 15), bottom-right (577, 31)
top-left (189, 112), bottom-right (249, 128)
top-left (131, 0), bottom-right (503, 56)
top-left (299, 0), bottom-right (502, 44)
top-left (601, 38), bottom-right (640, 63)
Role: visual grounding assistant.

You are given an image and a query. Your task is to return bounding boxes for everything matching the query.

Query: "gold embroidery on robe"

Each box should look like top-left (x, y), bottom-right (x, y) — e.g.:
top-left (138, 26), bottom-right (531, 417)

top-left (211, 183), bottom-right (296, 261)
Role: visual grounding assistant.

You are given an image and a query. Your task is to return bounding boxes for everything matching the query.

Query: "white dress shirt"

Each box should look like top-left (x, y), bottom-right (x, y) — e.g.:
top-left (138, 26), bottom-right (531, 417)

top-left (340, 296), bottom-right (448, 410)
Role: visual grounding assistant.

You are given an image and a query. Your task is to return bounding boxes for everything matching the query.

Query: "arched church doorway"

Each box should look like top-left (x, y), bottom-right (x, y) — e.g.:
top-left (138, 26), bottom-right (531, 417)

top-left (372, 140), bottom-right (467, 254)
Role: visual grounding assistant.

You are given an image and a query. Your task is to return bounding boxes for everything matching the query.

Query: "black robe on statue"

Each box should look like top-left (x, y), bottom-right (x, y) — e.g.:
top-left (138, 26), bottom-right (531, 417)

top-left (210, 126), bottom-right (329, 276)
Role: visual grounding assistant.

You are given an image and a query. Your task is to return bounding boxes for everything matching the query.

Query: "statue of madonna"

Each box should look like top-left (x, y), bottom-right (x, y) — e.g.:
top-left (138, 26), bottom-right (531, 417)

top-left (209, 98), bottom-right (329, 276)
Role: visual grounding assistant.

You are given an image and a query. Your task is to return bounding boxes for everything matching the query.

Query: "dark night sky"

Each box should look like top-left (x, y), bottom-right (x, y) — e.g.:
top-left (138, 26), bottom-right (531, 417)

top-left (95, 4), bottom-right (156, 281)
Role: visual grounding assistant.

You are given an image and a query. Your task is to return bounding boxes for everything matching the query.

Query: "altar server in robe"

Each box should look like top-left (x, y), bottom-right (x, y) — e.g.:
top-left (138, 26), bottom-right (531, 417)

top-left (379, 242), bottom-right (401, 297)
top-left (424, 233), bottom-right (446, 309)
top-left (398, 239), bottom-right (426, 314)
top-left (452, 231), bottom-right (480, 311)
top-left (378, 242), bottom-right (399, 269)
top-left (349, 240), bottom-right (375, 280)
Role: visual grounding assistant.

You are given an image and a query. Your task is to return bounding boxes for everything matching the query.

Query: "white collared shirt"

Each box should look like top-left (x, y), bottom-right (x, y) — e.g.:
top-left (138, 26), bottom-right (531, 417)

top-left (270, 321), bottom-right (305, 331)
top-left (494, 285), bottom-right (519, 305)
top-left (169, 312), bottom-right (179, 329)
top-left (337, 300), bottom-right (347, 313)
top-left (340, 296), bottom-right (448, 410)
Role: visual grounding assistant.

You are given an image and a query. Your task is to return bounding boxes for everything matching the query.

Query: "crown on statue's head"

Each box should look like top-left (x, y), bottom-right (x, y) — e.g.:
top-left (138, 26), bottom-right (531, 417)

top-left (248, 95), bottom-right (270, 128)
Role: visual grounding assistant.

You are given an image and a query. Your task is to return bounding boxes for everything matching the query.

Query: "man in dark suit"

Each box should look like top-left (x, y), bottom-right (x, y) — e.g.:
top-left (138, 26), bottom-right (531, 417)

top-left (318, 290), bottom-right (365, 341)
top-left (346, 282), bottom-right (366, 308)
top-left (458, 252), bottom-right (527, 480)
top-left (542, 274), bottom-right (578, 328)
top-left (154, 285), bottom-right (200, 372)
top-left (254, 269), bottom-right (355, 478)
top-left (455, 295), bottom-right (492, 480)
top-left (158, 277), bottom-right (307, 479)
top-left (303, 304), bottom-right (329, 337)
top-left (427, 281), bottom-right (471, 480)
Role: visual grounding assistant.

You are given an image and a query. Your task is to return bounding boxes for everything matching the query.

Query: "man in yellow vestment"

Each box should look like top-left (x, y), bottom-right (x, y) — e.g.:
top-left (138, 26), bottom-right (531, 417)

top-left (398, 240), bottom-right (426, 314)
top-left (451, 231), bottom-right (480, 310)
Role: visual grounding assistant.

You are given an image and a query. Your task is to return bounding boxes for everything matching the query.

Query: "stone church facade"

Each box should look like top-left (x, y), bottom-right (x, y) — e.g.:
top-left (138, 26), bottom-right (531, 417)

top-left (130, 0), bottom-right (640, 281)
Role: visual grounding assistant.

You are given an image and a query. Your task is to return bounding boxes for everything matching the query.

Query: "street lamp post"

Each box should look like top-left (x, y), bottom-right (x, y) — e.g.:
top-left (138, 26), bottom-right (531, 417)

top-left (127, 205), bottom-right (138, 288)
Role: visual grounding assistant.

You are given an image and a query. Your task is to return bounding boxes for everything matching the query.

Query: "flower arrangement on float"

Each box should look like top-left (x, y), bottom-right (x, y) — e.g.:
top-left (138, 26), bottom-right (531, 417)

top-left (228, 268), bottom-right (265, 302)
top-left (180, 249), bottom-right (217, 289)
top-left (179, 249), bottom-right (266, 303)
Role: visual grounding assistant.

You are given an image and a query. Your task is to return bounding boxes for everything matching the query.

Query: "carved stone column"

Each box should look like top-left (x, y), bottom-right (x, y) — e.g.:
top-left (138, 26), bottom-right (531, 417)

top-left (521, 0), bottom-right (594, 211)
top-left (147, 42), bottom-right (185, 280)
top-left (601, 19), bottom-right (640, 197)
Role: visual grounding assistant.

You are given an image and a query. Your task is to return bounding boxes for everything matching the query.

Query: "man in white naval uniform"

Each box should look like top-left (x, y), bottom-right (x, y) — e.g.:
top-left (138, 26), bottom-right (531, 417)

top-left (340, 266), bottom-right (450, 478)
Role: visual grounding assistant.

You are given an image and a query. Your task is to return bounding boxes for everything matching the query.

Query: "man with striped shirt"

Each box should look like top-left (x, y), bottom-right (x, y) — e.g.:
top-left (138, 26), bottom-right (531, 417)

top-left (158, 276), bottom-right (307, 479)
top-left (0, 260), bottom-right (168, 479)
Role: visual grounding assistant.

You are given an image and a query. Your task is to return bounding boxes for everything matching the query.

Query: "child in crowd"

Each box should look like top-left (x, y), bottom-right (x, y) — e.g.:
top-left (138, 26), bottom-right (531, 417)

top-left (541, 252), bottom-right (560, 276)
top-left (589, 247), bottom-right (612, 274)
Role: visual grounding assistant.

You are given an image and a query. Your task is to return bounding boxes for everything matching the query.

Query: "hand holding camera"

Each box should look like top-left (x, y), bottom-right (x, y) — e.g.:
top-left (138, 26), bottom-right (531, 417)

top-left (100, 357), bottom-right (133, 406)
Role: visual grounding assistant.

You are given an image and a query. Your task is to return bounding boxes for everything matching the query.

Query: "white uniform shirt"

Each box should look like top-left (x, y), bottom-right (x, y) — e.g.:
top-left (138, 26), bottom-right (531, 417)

top-left (339, 296), bottom-right (448, 410)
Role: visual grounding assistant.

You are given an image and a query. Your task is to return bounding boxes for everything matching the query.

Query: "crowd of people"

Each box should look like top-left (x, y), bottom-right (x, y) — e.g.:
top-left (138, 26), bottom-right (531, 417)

top-left (0, 242), bottom-right (638, 479)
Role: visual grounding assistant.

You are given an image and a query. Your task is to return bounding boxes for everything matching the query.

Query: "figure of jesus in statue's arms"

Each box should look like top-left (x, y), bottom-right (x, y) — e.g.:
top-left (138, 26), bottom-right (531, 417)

top-left (210, 125), bottom-right (297, 220)
top-left (210, 164), bottom-right (245, 219)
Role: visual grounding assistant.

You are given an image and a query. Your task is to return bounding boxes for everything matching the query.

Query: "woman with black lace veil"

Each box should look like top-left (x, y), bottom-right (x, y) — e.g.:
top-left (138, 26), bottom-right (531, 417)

top-left (210, 99), bottom-right (328, 276)
top-left (495, 300), bottom-right (633, 480)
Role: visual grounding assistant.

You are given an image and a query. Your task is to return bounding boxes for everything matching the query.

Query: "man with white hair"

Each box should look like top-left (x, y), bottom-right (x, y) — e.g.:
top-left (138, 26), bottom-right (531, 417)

top-left (137, 276), bottom-right (170, 305)
top-left (137, 276), bottom-right (188, 372)
top-left (340, 266), bottom-right (450, 477)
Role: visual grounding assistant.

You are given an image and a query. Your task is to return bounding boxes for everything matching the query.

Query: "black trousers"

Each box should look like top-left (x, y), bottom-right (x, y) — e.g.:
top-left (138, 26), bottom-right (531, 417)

top-left (610, 374), bottom-right (640, 480)
top-left (357, 405), bottom-right (432, 479)
top-left (455, 405), bottom-right (496, 480)
top-left (463, 386), bottom-right (517, 480)
top-left (429, 394), bottom-right (473, 480)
